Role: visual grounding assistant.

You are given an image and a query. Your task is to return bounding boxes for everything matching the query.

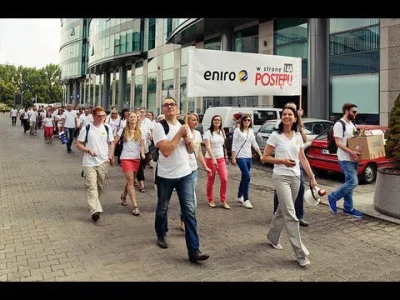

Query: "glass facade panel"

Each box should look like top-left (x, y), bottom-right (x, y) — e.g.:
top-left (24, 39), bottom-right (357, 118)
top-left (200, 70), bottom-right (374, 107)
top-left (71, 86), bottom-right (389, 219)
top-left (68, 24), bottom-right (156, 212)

top-left (234, 26), bottom-right (259, 53)
top-left (148, 18), bottom-right (156, 50)
top-left (181, 46), bottom-right (195, 66)
top-left (274, 19), bottom-right (308, 79)
top-left (147, 57), bottom-right (158, 73)
top-left (329, 50), bottom-right (379, 75)
top-left (163, 51), bottom-right (174, 69)
top-left (147, 91), bottom-right (156, 114)
top-left (88, 18), bottom-right (142, 67)
top-left (330, 18), bottom-right (380, 34)
top-left (330, 26), bottom-right (379, 56)
top-left (205, 37), bottom-right (221, 50)
top-left (125, 69), bottom-right (131, 109)
top-left (331, 73), bottom-right (379, 116)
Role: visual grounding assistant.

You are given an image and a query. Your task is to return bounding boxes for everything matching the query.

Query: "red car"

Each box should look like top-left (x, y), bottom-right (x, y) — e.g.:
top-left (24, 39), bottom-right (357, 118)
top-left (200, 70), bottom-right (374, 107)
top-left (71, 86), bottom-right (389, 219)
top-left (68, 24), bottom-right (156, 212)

top-left (306, 125), bottom-right (392, 184)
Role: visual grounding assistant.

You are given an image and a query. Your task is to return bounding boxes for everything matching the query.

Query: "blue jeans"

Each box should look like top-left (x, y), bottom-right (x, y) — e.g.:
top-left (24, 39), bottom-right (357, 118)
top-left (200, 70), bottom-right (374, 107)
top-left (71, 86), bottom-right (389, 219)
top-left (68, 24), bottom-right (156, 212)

top-left (180, 169), bottom-right (198, 222)
top-left (273, 165), bottom-right (305, 219)
top-left (330, 160), bottom-right (359, 211)
top-left (64, 127), bottom-right (75, 152)
top-left (155, 173), bottom-right (199, 256)
top-left (237, 158), bottom-right (252, 200)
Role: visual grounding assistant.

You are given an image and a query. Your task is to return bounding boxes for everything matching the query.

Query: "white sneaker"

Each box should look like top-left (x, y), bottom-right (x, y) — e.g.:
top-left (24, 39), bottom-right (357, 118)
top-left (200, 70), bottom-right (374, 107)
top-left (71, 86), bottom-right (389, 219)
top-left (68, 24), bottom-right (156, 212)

top-left (267, 237), bottom-right (283, 250)
top-left (242, 200), bottom-right (253, 209)
top-left (297, 257), bottom-right (310, 267)
top-left (237, 196), bottom-right (244, 204)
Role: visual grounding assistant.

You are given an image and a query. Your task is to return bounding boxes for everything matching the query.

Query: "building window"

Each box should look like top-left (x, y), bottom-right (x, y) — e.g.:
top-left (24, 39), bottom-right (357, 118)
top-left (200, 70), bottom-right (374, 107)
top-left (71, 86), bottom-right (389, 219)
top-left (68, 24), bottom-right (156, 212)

top-left (330, 73), bottom-right (379, 124)
top-left (148, 18), bottom-right (156, 50)
top-left (330, 18), bottom-right (379, 35)
top-left (234, 25), bottom-right (259, 53)
top-left (205, 36), bottom-right (221, 51)
top-left (330, 26), bottom-right (379, 56)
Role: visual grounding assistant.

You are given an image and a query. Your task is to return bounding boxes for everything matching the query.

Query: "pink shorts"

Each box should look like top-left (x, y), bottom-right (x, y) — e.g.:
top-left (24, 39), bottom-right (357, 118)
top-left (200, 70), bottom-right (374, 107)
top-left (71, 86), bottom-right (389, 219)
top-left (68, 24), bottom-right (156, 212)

top-left (121, 159), bottom-right (140, 173)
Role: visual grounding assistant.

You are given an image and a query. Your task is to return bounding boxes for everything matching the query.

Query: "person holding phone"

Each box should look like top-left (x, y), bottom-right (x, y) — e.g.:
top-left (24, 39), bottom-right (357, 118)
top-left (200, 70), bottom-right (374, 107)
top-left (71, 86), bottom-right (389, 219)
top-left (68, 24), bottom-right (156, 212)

top-left (262, 107), bottom-right (317, 268)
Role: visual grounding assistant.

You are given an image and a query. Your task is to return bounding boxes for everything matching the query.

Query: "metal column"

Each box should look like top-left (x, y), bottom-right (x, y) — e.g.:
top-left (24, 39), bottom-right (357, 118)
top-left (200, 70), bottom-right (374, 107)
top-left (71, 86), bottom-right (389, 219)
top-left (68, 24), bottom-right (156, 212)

top-left (307, 18), bottom-right (329, 119)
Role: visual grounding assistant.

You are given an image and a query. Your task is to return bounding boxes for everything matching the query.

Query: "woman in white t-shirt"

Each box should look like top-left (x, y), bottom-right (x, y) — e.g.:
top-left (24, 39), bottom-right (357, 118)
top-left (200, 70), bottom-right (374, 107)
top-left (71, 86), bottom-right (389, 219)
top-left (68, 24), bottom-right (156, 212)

top-left (203, 114), bottom-right (230, 209)
top-left (262, 107), bottom-right (317, 268)
top-left (108, 109), bottom-right (121, 137)
top-left (231, 114), bottom-right (263, 209)
top-left (42, 111), bottom-right (55, 144)
top-left (178, 113), bottom-right (211, 232)
top-left (113, 111), bottom-right (146, 216)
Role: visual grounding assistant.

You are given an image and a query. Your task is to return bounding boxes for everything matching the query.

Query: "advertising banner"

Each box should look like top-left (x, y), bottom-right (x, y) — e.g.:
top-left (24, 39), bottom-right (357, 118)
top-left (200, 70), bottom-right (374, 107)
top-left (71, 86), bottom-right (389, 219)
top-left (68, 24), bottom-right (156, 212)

top-left (187, 48), bottom-right (302, 97)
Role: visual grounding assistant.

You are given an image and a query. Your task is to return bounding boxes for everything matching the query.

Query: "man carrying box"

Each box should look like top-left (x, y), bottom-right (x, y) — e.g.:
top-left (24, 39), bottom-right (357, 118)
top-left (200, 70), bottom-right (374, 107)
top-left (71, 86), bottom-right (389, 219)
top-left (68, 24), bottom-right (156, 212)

top-left (327, 103), bottom-right (363, 218)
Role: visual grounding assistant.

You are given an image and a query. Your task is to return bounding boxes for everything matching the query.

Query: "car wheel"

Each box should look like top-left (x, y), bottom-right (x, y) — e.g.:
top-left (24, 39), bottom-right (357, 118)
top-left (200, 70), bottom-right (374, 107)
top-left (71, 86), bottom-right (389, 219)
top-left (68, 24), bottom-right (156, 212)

top-left (360, 163), bottom-right (377, 184)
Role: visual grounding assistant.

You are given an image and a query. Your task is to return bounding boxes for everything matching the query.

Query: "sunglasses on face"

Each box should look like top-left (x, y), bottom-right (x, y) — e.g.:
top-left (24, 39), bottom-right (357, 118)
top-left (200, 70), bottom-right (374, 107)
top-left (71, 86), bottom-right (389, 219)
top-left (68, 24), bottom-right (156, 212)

top-left (351, 110), bottom-right (358, 114)
top-left (163, 102), bottom-right (176, 108)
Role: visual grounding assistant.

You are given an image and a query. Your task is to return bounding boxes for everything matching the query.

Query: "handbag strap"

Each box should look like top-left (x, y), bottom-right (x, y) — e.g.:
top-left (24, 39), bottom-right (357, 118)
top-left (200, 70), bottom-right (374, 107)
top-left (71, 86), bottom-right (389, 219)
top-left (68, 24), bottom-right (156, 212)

top-left (235, 131), bottom-right (249, 157)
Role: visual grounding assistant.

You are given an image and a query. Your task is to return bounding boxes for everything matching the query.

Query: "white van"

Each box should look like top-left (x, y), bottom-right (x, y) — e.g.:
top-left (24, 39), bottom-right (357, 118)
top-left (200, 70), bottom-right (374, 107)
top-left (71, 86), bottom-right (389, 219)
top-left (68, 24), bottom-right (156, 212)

top-left (200, 106), bottom-right (282, 157)
top-left (201, 106), bottom-right (282, 136)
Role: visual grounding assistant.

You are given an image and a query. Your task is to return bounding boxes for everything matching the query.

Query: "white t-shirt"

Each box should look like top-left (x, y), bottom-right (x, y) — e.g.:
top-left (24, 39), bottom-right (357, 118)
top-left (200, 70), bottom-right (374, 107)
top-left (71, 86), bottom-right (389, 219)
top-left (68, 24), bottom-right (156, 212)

top-left (78, 123), bottom-right (114, 167)
top-left (120, 119), bottom-right (127, 130)
top-left (140, 117), bottom-right (152, 153)
top-left (232, 128), bottom-right (260, 159)
top-left (108, 117), bottom-right (121, 136)
top-left (63, 110), bottom-right (77, 128)
top-left (153, 121), bottom-right (192, 179)
top-left (117, 128), bottom-right (145, 159)
top-left (189, 130), bottom-right (203, 171)
top-left (10, 109), bottom-right (18, 117)
top-left (44, 117), bottom-right (54, 127)
top-left (334, 118), bottom-right (356, 162)
top-left (80, 114), bottom-right (93, 127)
top-left (267, 131), bottom-right (304, 177)
top-left (28, 110), bottom-right (37, 122)
top-left (203, 129), bottom-right (225, 159)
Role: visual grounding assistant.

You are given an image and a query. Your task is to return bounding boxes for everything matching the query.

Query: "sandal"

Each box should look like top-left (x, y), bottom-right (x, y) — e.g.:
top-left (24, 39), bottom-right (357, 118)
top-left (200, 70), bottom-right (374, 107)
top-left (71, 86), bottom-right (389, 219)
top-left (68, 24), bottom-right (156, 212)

top-left (121, 194), bottom-right (127, 206)
top-left (132, 206), bottom-right (140, 216)
top-left (139, 187), bottom-right (146, 193)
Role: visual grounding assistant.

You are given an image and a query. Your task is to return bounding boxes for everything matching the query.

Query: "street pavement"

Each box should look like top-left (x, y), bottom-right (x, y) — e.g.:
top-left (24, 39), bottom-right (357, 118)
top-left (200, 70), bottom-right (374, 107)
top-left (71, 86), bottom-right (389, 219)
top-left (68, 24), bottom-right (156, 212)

top-left (1, 113), bottom-right (400, 282)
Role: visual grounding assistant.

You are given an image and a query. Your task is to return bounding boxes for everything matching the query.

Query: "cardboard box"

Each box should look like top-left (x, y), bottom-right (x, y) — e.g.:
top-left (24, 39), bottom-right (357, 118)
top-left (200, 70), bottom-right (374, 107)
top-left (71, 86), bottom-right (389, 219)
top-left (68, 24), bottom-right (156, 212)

top-left (347, 135), bottom-right (386, 160)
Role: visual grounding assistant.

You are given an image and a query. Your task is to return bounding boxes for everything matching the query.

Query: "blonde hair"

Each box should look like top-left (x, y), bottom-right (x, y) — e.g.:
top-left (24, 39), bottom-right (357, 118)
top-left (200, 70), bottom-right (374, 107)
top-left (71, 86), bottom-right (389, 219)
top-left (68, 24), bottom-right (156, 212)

top-left (123, 111), bottom-right (141, 142)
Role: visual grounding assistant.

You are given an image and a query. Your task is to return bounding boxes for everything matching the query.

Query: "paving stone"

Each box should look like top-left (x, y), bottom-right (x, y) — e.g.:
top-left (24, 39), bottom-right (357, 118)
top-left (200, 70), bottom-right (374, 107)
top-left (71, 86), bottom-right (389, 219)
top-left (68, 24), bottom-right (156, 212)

top-left (2, 114), bottom-right (400, 282)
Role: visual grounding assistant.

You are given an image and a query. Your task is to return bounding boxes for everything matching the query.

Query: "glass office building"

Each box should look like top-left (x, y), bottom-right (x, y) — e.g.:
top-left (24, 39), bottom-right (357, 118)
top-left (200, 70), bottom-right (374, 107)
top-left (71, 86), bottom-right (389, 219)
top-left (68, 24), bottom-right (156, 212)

top-left (60, 18), bottom-right (400, 125)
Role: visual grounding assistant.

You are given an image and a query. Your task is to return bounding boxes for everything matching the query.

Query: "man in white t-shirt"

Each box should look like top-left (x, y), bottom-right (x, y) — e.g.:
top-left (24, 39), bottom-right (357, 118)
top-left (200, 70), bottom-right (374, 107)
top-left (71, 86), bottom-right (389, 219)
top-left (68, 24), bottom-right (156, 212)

top-left (62, 104), bottom-right (77, 153)
top-left (10, 106), bottom-right (18, 126)
top-left (76, 106), bottom-right (115, 222)
top-left (328, 103), bottom-right (363, 218)
top-left (153, 97), bottom-right (209, 263)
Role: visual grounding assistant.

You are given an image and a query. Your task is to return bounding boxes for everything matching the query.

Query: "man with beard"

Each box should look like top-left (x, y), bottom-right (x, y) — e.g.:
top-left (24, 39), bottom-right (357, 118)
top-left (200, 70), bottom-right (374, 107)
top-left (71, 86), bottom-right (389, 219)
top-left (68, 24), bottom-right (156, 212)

top-left (327, 103), bottom-right (363, 218)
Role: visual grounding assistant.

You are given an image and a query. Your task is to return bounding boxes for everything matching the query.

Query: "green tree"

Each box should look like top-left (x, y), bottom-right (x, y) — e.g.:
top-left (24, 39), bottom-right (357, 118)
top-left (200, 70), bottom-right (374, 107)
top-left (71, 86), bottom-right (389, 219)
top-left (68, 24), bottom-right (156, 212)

top-left (385, 93), bottom-right (400, 171)
top-left (0, 63), bottom-right (63, 106)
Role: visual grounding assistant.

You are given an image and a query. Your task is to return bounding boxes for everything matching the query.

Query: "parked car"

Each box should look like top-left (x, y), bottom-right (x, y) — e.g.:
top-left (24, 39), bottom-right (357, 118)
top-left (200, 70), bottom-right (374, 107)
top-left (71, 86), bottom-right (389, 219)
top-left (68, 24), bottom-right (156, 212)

top-left (306, 124), bottom-right (391, 184)
top-left (254, 118), bottom-right (334, 158)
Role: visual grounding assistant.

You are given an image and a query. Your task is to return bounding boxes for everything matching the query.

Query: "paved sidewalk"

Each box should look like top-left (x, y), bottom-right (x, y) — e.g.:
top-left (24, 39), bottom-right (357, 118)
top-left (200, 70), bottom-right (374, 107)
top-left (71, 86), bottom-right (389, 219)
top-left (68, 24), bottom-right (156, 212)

top-left (1, 113), bottom-right (400, 282)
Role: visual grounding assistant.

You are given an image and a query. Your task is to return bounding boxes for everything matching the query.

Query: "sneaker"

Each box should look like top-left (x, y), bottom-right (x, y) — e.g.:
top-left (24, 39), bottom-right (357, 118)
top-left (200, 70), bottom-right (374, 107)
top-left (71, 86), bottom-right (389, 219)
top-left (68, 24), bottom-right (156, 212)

top-left (328, 194), bottom-right (337, 213)
top-left (267, 237), bottom-right (283, 250)
top-left (91, 212), bottom-right (100, 222)
top-left (242, 200), bottom-right (253, 209)
top-left (297, 257), bottom-right (310, 267)
top-left (237, 196), bottom-right (244, 204)
top-left (343, 208), bottom-right (363, 218)
top-left (157, 236), bottom-right (168, 249)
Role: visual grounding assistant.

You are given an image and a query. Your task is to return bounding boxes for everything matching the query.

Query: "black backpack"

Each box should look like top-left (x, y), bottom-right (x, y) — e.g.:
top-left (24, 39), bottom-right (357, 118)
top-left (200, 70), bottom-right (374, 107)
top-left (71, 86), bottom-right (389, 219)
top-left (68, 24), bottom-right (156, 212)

top-left (150, 119), bottom-right (185, 162)
top-left (327, 119), bottom-right (347, 154)
top-left (84, 124), bottom-right (110, 146)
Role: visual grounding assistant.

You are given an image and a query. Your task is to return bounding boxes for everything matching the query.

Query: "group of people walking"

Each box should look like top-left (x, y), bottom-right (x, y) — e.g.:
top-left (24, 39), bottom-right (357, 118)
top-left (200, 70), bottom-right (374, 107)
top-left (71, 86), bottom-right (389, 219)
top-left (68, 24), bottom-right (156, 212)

top-left (9, 98), bottom-right (363, 267)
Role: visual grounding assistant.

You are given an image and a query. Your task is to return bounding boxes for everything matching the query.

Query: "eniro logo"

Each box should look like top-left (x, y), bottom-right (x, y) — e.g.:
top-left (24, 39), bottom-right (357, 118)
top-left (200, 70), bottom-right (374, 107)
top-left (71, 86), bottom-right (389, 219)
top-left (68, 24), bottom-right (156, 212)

top-left (204, 70), bottom-right (248, 82)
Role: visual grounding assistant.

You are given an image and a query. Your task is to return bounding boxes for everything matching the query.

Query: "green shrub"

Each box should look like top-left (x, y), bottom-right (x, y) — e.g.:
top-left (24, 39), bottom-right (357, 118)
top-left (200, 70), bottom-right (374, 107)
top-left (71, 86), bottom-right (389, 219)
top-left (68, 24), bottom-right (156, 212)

top-left (385, 92), bottom-right (400, 170)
